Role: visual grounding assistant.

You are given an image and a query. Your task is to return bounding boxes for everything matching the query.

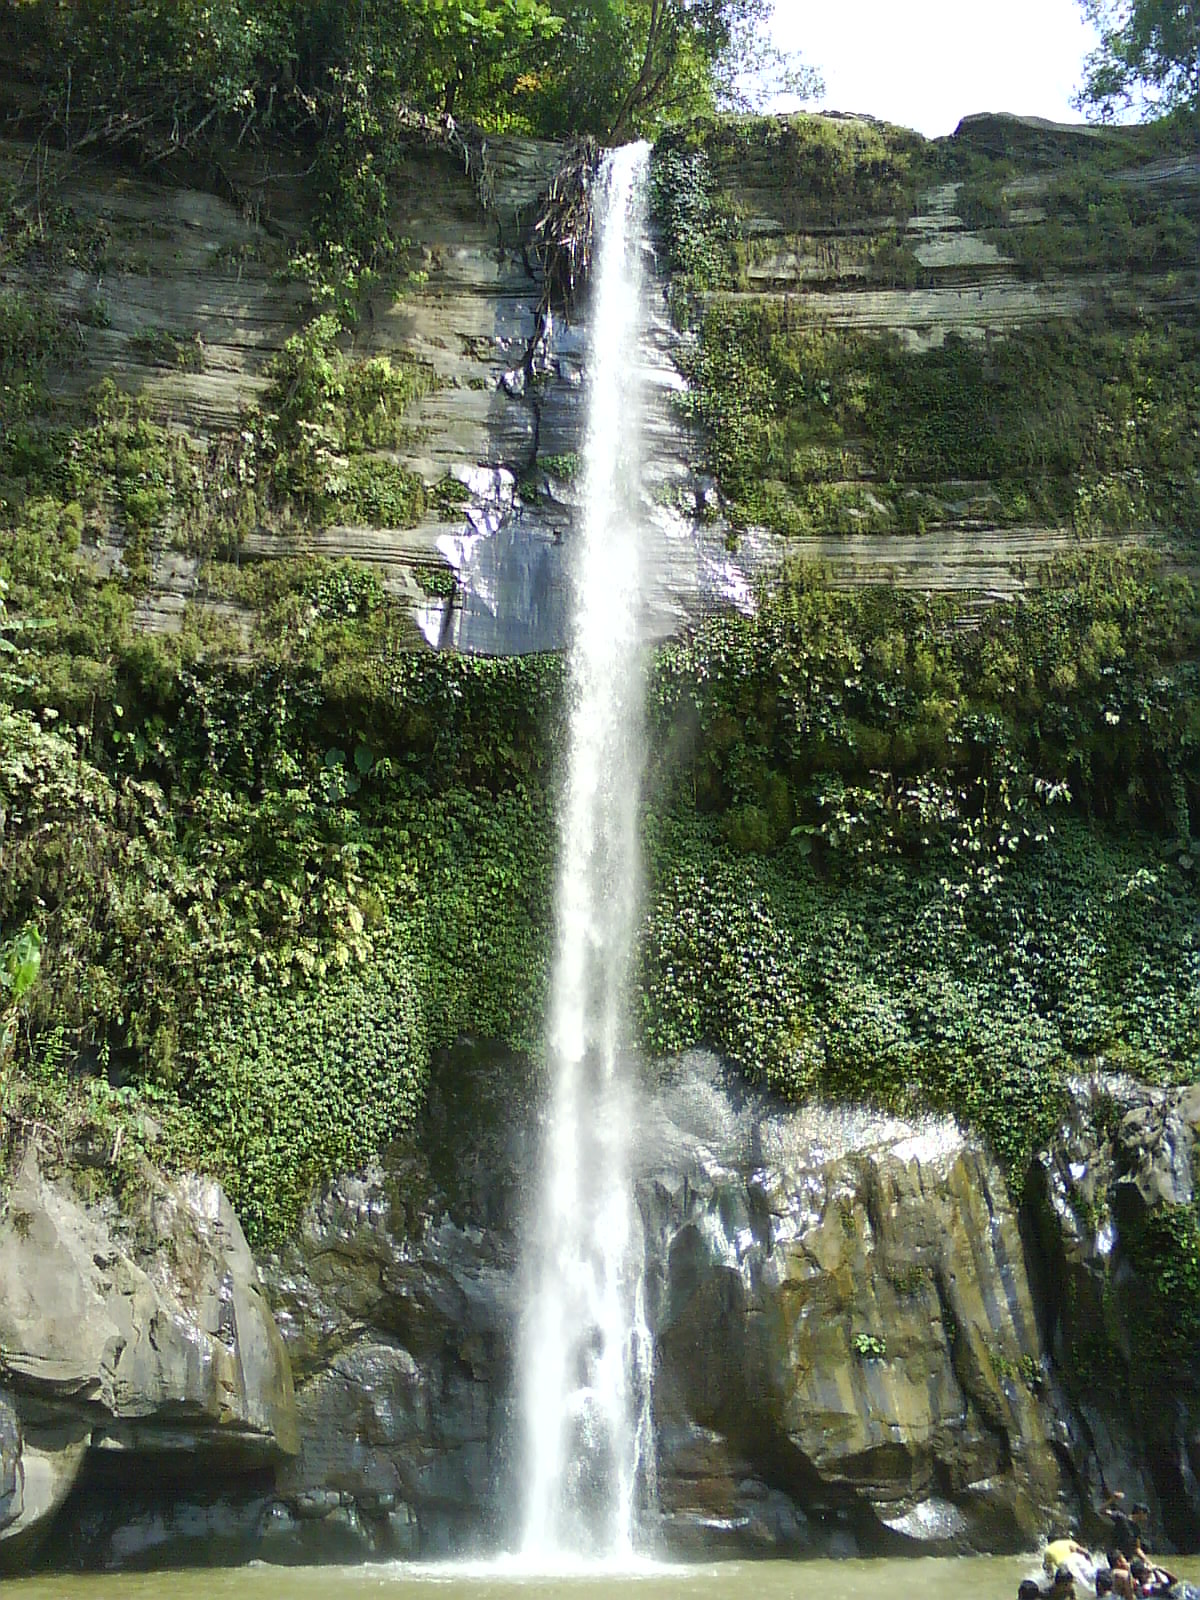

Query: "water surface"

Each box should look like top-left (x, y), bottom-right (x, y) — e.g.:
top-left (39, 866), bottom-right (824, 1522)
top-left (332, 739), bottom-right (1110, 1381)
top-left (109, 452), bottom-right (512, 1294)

top-left (16, 1559), bottom-right (1200, 1600)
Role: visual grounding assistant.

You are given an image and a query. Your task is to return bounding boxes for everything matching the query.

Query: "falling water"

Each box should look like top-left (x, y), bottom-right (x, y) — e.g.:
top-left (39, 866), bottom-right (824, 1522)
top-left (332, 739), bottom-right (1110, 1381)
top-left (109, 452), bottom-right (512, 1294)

top-left (517, 141), bottom-right (656, 1563)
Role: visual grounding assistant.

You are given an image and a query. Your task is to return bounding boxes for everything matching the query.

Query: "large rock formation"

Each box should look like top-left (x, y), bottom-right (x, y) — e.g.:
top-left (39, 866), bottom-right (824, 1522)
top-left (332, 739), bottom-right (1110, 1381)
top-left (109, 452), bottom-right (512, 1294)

top-left (637, 1063), bottom-right (1071, 1555)
top-left (31, 1047), bottom-right (1076, 1567)
top-left (668, 111), bottom-right (1198, 604)
top-left (1023, 1077), bottom-right (1200, 1551)
top-left (0, 1148), bottom-right (298, 1567)
top-left (11, 1047), bottom-right (1200, 1571)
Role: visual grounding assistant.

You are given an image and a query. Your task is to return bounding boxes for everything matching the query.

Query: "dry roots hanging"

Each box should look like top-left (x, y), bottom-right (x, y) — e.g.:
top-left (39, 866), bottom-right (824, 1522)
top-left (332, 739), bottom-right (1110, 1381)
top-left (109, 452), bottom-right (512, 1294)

top-left (530, 137), bottom-right (601, 316)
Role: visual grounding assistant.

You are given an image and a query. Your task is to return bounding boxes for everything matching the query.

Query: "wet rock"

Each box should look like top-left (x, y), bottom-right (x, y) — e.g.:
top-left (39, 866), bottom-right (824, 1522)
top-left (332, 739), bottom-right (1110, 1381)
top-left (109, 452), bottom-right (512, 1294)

top-left (0, 1393), bottom-right (19, 1533)
top-left (30, 1049), bottom-right (1200, 1571)
top-left (43, 1475), bottom-right (293, 1572)
top-left (1022, 1075), bottom-right (1200, 1549)
top-left (255, 1040), bottom-right (536, 1556)
top-left (259, 1049), bottom-right (1075, 1560)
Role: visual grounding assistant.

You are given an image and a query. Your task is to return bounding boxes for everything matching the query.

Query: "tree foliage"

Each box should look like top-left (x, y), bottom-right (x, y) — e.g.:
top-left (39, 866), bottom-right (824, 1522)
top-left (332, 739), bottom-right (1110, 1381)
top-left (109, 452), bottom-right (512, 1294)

top-left (3, 0), bottom-right (818, 150)
top-left (527, 0), bottom-right (820, 138)
top-left (0, 0), bottom-right (818, 302)
top-left (1076, 0), bottom-right (1200, 120)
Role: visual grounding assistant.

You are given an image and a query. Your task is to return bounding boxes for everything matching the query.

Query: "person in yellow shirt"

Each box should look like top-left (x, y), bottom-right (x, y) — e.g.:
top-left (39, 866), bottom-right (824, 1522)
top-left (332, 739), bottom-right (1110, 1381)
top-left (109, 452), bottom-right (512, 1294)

top-left (1044, 1538), bottom-right (1091, 1577)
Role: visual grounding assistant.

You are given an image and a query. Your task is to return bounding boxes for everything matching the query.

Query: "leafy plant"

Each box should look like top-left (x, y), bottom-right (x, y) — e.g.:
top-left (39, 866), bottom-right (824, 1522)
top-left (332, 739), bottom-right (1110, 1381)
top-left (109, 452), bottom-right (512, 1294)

top-left (0, 925), bottom-right (42, 1124)
top-left (1075, 0), bottom-right (1200, 120)
top-left (126, 327), bottom-right (205, 371)
top-left (854, 1332), bottom-right (887, 1359)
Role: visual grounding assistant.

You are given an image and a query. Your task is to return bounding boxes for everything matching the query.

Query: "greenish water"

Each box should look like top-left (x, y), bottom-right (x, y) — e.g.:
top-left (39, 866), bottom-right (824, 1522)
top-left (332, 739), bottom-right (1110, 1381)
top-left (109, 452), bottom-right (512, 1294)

top-left (11, 1560), bottom-right (1200, 1600)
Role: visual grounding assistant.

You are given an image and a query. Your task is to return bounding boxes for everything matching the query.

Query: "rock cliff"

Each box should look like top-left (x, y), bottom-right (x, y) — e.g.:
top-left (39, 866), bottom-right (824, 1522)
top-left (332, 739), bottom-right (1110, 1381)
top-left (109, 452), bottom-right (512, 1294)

top-left (2, 105), bottom-right (1198, 1575)
top-left (4, 110), bottom-right (1193, 653)
top-left (0, 1148), bottom-right (297, 1567)
top-left (0, 127), bottom-right (741, 655)
top-left (11, 1044), bottom-right (1200, 1571)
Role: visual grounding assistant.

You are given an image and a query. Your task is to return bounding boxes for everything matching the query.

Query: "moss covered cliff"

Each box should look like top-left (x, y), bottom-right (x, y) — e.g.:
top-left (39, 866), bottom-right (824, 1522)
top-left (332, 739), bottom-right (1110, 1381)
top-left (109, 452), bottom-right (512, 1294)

top-left (0, 104), bottom-right (1198, 1286)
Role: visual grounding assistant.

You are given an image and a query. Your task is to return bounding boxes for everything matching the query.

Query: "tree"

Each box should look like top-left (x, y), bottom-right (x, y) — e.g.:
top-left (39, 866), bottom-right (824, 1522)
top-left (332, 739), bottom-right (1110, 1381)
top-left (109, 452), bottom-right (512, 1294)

top-left (3, 0), bottom-right (297, 159)
top-left (528, 0), bottom-right (820, 139)
top-left (294, 0), bottom-right (561, 121)
top-left (1075, 0), bottom-right (1200, 120)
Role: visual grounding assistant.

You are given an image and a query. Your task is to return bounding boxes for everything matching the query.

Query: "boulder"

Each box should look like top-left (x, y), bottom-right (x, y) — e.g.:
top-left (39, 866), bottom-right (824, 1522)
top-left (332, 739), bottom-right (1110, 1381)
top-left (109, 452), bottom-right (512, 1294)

top-left (0, 1148), bottom-right (297, 1564)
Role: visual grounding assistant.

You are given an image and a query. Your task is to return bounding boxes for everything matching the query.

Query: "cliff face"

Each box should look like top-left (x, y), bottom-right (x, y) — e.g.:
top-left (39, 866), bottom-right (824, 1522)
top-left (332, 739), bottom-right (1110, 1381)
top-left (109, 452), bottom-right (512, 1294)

top-left (5, 110), bottom-right (1194, 654)
top-left (2, 108), bottom-right (1199, 1573)
top-left (656, 111), bottom-right (1199, 606)
top-left (0, 127), bottom-right (745, 655)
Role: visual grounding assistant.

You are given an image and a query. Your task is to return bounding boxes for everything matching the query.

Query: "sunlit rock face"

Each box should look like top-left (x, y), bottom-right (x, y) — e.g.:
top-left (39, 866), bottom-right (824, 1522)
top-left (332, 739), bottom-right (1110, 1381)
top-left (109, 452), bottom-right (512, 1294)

top-left (20, 1051), bottom-right (1200, 1572)
top-left (0, 128), bottom-right (751, 657)
top-left (634, 1056), bottom-right (1069, 1555)
top-left (0, 1149), bottom-right (297, 1570)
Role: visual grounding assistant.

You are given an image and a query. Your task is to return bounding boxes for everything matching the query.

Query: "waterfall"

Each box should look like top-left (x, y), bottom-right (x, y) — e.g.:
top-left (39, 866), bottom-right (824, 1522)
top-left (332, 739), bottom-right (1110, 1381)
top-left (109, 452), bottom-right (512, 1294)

top-left (517, 141), bottom-right (656, 1563)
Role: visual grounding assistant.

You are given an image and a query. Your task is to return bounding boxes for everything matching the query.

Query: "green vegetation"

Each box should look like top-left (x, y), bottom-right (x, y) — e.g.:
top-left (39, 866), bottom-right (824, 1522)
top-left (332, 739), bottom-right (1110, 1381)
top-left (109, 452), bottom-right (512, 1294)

top-left (0, 919), bottom-right (42, 1126)
top-left (1121, 1201), bottom-right (1200, 1376)
top-left (260, 313), bottom-right (433, 521)
top-left (1, 0), bottom-right (819, 310)
top-left (126, 327), bottom-right (205, 371)
top-left (671, 306), bottom-right (1200, 538)
top-left (656, 114), bottom-right (930, 240)
top-left (650, 113), bottom-right (1200, 545)
top-left (638, 555), bottom-right (1200, 1184)
top-left (1075, 0), bottom-right (1200, 121)
top-left (4, 475), bottom-right (1199, 1235)
top-left (1, 79), bottom-right (1199, 1314)
top-left (971, 169), bottom-right (1200, 278)
top-left (0, 639), bottom-right (561, 1238)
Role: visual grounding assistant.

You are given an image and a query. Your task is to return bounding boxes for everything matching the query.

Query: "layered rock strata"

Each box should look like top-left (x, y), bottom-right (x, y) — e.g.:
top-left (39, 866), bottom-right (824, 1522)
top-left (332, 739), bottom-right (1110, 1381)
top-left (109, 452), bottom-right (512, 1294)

top-left (5, 112), bottom-right (1194, 654)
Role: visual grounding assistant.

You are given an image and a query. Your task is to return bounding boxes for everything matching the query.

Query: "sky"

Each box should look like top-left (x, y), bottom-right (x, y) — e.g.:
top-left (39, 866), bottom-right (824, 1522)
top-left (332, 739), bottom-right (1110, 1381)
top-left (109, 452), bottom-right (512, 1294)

top-left (766, 0), bottom-right (1102, 137)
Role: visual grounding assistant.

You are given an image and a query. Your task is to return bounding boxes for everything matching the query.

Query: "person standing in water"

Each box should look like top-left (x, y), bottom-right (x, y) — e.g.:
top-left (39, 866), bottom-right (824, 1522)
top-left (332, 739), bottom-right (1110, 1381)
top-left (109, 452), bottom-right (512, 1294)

top-left (1102, 1493), bottom-right (1151, 1560)
top-left (1045, 1535), bottom-right (1091, 1575)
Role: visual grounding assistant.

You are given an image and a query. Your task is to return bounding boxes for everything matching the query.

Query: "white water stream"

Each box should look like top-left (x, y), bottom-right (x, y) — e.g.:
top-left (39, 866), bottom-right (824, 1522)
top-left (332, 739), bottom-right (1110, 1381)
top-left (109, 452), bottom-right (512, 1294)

top-left (516, 142), bottom-right (657, 1563)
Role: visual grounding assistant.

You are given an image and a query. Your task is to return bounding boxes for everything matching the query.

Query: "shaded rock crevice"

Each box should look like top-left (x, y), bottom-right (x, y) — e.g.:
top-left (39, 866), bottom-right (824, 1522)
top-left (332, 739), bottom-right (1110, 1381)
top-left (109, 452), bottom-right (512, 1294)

top-left (1021, 1078), bottom-right (1200, 1550)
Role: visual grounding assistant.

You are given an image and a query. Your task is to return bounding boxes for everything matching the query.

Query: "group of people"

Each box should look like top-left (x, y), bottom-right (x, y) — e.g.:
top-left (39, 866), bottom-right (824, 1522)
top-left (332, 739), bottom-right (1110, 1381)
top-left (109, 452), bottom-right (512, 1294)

top-left (1021, 1495), bottom-right (1192, 1600)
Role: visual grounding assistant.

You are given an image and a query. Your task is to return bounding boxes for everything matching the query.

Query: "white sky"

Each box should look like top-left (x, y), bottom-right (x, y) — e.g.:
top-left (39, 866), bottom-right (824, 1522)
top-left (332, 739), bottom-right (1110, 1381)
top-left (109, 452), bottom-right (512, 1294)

top-left (766, 0), bottom-right (1102, 137)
